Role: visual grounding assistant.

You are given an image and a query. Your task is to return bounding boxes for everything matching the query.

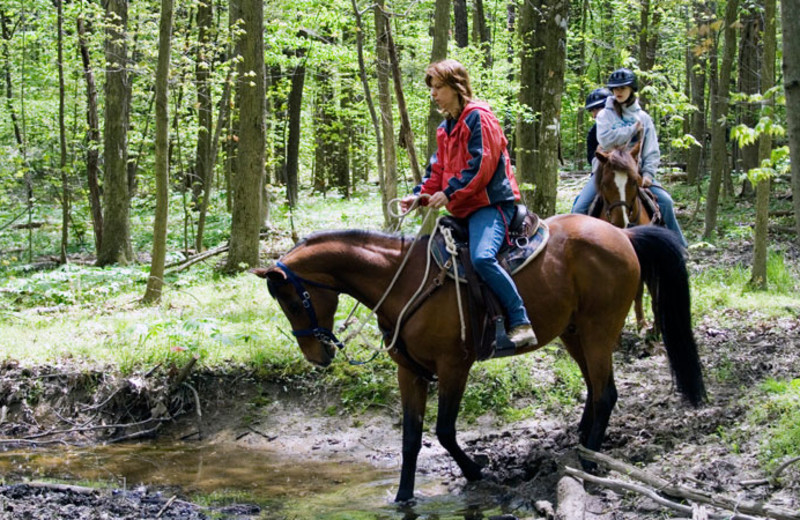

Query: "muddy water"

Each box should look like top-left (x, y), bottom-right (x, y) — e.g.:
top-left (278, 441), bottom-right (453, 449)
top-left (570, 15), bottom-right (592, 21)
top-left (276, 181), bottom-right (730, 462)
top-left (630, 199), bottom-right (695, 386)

top-left (0, 442), bottom-right (514, 519)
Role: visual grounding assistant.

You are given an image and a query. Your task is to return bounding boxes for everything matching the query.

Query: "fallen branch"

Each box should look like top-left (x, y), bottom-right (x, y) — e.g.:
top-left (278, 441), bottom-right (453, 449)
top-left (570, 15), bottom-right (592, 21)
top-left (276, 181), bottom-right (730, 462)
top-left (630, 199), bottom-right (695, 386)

top-left (25, 482), bottom-right (97, 494)
top-left (165, 243), bottom-right (229, 274)
top-left (564, 466), bottom-right (760, 520)
top-left (578, 446), bottom-right (800, 520)
top-left (556, 475), bottom-right (586, 520)
top-left (156, 495), bottom-right (177, 518)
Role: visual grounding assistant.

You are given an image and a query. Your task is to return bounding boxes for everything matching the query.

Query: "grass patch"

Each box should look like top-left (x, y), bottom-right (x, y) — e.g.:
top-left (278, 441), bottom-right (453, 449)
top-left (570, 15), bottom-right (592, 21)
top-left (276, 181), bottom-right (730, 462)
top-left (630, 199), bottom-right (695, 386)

top-left (751, 378), bottom-right (800, 472)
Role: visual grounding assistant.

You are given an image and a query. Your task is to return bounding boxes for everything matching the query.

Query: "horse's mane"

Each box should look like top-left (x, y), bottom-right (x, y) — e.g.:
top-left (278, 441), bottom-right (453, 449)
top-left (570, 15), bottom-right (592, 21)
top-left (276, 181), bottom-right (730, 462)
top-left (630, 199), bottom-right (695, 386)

top-left (286, 228), bottom-right (409, 254)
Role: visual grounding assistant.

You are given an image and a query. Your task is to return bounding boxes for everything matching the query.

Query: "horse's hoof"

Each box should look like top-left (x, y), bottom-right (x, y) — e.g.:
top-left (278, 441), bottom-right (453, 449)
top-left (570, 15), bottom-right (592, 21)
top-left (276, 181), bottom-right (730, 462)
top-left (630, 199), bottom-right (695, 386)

top-left (464, 466), bottom-right (484, 482)
top-left (394, 490), bottom-right (415, 503)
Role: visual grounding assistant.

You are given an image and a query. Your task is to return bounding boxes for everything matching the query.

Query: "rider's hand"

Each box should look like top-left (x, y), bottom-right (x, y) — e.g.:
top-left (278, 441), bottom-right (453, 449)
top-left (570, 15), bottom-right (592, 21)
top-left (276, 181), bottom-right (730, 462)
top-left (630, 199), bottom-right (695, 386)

top-left (427, 191), bottom-right (449, 209)
top-left (399, 195), bottom-right (419, 212)
top-left (642, 175), bottom-right (653, 188)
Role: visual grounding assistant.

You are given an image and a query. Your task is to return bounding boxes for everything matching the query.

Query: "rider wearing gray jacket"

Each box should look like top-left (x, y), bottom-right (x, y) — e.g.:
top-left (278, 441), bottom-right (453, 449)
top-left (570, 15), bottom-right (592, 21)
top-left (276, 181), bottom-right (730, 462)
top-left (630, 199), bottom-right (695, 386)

top-left (573, 68), bottom-right (687, 247)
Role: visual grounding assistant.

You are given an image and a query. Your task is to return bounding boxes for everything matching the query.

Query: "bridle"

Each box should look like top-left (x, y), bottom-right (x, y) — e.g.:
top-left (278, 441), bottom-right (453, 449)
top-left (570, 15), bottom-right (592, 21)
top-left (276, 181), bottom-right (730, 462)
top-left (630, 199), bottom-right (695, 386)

top-left (604, 197), bottom-right (641, 227)
top-left (269, 261), bottom-right (346, 350)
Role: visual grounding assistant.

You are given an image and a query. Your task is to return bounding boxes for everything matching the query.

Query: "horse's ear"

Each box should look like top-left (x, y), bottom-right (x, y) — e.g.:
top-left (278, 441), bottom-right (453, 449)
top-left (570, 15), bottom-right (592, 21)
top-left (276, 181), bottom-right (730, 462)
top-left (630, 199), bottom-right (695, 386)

top-left (630, 138), bottom-right (642, 162)
top-left (250, 266), bottom-right (287, 282)
top-left (595, 149), bottom-right (609, 163)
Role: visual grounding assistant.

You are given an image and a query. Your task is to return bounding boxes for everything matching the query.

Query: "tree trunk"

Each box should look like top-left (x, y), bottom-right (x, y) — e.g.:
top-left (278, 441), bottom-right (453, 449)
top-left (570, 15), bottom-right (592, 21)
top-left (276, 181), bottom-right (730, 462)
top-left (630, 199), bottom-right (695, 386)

top-left (143, 0), bottom-right (174, 304)
top-left (97, 0), bottom-right (132, 266)
top-left (375, 0), bottom-right (398, 229)
top-left (192, 0), bottom-right (214, 206)
top-left (637, 0), bottom-right (661, 109)
top-left (750, 0), bottom-right (775, 289)
top-left (686, 2), bottom-right (709, 186)
top-left (195, 69), bottom-right (232, 252)
top-left (472, 0), bottom-right (491, 67)
top-left (454, 0), bottom-right (468, 48)
top-left (350, 0), bottom-right (385, 201)
top-left (56, 0), bottom-right (68, 265)
top-left (517, 0), bottom-right (568, 217)
top-left (704, 0), bottom-right (739, 239)
top-left (576, 0), bottom-right (588, 170)
top-left (225, 0), bottom-right (265, 272)
top-left (737, 5), bottom-right (762, 198)
top-left (783, 0), bottom-right (800, 238)
top-left (427, 0), bottom-right (450, 158)
top-left (1, 10), bottom-right (23, 151)
top-left (76, 15), bottom-right (103, 254)
top-left (285, 52), bottom-right (305, 207)
top-left (313, 65), bottom-right (334, 194)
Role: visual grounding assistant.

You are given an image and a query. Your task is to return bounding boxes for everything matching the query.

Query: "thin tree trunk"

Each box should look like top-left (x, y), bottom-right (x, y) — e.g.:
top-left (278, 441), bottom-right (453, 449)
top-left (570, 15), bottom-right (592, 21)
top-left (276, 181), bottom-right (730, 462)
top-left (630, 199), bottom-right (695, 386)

top-left (98, 0), bottom-right (132, 266)
top-left (453, 0), bottom-right (468, 48)
top-left (1, 9), bottom-right (23, 150)
top-left (195, 68), bottom-right (232, 252)
top-left (375, 0), bottom-right (398, 229)
top-left (737, 6), bottom-right (762, 198)
top-left (225, 0), bottom-right (265, 271)
top-left (704, 0), bottom-right (739, 239)
top-left (285, 51), bottom-right (305, 208)
top-left (350, 0), bottom-right (385, 204)
top-left (77, 15), bottom-right (103, 254)
top-left (783, 0), bottom-right (800, 238)
top-left (143, 0), bottom-right (174, 304)
top-left (385, 15), bottom-right (422, 185)
top-left (472, 0), bottom-right (491, 67)
top-left (56, 0), bottom-right (69, 264)
top-left (192, 0), bottom-right (214, 206)
top-left (427, 0), bottom-right (450, 158)
top-left (686, 1), bottom-right (709, 186)
top-left (750, 0), bottom-right (775, 288)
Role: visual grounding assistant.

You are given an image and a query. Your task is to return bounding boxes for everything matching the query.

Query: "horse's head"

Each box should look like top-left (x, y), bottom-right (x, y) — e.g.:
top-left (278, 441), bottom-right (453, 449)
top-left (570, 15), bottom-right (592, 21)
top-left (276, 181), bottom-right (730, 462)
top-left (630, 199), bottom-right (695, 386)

top-left (252, 261), bottom-right (342, 368)
top-left (595, 142), bottom-right (643, 228)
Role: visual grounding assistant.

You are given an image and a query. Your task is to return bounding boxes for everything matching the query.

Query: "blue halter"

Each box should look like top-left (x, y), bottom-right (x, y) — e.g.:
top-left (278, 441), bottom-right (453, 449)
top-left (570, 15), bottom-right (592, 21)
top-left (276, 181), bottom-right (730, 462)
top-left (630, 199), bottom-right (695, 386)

top-left (273, 261), bottom-right (345, 350)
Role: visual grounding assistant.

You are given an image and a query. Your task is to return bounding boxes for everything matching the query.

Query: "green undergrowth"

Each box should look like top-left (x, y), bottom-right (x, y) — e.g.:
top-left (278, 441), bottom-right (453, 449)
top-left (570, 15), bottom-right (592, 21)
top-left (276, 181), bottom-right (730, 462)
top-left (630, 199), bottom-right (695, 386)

top-left (751, 378), bottom-right (800, 473)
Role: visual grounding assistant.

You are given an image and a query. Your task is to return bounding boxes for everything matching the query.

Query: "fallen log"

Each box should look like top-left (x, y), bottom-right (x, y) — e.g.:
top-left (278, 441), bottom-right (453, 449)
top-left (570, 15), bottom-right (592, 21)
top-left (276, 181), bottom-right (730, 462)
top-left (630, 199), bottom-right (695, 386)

top-left (556, 475), bottom-right (586, 520)
top-left (577, 446), bottom-right (800, 520)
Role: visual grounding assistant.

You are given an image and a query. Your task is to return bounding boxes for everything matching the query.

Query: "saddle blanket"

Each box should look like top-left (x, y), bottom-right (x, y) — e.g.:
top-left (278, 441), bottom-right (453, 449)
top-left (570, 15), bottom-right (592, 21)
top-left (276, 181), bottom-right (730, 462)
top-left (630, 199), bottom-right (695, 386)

top-left (430, 219), bottom-right (550, 283)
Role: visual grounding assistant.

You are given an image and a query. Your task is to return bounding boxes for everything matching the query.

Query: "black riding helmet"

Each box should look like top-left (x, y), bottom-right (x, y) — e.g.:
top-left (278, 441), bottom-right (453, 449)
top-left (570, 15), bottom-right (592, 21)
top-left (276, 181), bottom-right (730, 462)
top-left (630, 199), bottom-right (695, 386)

top-left (584, 87), bottom-right (612, 110)
top-left (607, 68), bottom-right (638, 91)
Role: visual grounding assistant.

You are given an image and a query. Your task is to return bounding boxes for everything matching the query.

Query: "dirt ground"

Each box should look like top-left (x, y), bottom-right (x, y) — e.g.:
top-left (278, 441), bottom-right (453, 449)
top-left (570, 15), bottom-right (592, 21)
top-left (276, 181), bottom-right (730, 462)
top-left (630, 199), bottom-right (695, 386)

top-left (1, 239), bottom-right (799, 519)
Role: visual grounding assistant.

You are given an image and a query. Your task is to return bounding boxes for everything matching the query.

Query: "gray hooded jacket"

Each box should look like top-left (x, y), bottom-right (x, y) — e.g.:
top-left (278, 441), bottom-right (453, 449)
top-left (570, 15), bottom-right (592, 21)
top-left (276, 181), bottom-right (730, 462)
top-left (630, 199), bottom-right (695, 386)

top-left (595, 96), bottom-right (660, 180)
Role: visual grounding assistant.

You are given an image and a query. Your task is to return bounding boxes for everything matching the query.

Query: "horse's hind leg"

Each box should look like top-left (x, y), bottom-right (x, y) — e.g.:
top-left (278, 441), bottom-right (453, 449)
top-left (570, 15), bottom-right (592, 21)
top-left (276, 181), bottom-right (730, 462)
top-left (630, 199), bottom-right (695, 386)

top-left (436, 367), bottom-right (482, 482)
top-left (396, 365), bottom-right (430, 502)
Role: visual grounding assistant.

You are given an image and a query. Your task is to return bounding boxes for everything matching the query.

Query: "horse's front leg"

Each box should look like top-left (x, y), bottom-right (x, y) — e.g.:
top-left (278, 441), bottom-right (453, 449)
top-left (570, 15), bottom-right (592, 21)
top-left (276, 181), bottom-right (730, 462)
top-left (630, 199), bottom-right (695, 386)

top-left (396, 365), bottom-right (430, 502)
top-left (436, 367), bottom-right (482, 482)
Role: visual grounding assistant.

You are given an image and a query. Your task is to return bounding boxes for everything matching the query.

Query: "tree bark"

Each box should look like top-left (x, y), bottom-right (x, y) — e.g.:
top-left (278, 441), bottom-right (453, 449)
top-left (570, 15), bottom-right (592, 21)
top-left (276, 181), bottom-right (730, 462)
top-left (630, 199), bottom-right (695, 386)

top-left (750, 0), bottom-right (775, 289)
top-left (375, 0), bottom-right (398, 229)
top-left (453, 0), bottom-right (468, 48)
top-left (704, 0), bottom-right (739, 239)
top-left (686, 2), bottom-right (709, 186)
top-left (56, 0), bottom-right (68, 265)
top-left (637, 0), bottom-right (661, 109)
top-left (783, 0), bottom-right (800, 238)
top-left (192, 0), bottom-right (214, 206)
top-left (737, 6), bottom-right (762, 198)
top-left (143, 0), bottom-right (174, 304)
top-left (285, 52), bottom-right (305, 208)
top-left (225, 0), bottom-right (265, 272)
top-left (517, 0), bottom-right (568, 217)
top-left (76, 15), bottom-right (103, 254)
top-left (472, 0), bottom-right (491, 67)
top-left (97, 0), bottom-right (132, 266)
top-left (427, 0), bottom-right (450, 158)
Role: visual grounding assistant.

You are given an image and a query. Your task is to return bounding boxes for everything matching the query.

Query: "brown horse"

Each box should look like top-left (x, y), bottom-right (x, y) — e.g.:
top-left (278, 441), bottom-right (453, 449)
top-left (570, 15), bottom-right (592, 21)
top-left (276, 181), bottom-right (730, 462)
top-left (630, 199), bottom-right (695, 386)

top-left (254, 214), bottom-right (705, 502)
top-left (594, 143), bottom-right (659, 330)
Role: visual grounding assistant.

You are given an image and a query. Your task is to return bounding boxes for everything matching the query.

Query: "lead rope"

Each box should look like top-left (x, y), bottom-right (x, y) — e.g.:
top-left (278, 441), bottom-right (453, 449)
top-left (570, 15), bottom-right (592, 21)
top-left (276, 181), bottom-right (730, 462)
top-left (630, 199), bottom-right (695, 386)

top-left (337, 196), bottom-right (434, 350)
top-left (440, 226), bottom-right (466, 342)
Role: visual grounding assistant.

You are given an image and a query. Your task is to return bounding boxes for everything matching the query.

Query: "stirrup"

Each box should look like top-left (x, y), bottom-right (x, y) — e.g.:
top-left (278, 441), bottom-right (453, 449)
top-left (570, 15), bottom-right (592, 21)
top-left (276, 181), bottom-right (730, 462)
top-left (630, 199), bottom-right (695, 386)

top-left (491, 317), bottom-right (516, 358)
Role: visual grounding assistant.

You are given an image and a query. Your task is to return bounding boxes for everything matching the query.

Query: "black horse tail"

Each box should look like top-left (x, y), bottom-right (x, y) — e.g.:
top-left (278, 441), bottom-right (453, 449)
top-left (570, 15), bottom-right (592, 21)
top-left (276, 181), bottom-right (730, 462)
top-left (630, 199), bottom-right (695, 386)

top-left (624, 226), bottom-right (706, 407)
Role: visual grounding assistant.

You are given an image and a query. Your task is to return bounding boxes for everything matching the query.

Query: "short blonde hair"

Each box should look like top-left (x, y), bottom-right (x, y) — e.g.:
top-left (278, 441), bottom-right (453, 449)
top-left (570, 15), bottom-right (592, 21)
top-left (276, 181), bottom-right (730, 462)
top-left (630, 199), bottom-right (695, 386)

top-left (425, 59), bottom-right (473, 114)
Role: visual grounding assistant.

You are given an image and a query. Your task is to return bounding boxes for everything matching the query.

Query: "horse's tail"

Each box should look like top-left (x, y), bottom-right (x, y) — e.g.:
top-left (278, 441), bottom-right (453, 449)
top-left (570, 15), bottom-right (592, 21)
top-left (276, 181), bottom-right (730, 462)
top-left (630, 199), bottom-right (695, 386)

top-left (624, 226), bottom-right (706, 407)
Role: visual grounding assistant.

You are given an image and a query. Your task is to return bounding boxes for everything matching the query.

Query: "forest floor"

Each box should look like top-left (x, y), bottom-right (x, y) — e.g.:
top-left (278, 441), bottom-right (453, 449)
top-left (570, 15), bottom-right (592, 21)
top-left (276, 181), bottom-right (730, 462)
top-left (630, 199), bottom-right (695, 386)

top-left (1, 238), bottom-right (799, 519)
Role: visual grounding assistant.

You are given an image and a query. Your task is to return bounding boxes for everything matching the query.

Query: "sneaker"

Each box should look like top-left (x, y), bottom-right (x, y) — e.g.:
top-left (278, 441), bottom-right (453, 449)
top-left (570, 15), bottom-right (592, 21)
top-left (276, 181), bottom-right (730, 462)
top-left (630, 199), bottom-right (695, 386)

top-left (508, 324), bottom-right (538, 348)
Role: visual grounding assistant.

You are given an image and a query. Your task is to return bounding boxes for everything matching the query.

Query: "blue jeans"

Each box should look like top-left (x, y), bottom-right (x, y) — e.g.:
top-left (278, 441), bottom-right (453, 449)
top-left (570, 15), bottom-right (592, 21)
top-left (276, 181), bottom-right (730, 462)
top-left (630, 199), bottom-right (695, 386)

top-left (467, 204), bottom-right (530, 328)
top-left (571, 175), bottom-right (687, 247)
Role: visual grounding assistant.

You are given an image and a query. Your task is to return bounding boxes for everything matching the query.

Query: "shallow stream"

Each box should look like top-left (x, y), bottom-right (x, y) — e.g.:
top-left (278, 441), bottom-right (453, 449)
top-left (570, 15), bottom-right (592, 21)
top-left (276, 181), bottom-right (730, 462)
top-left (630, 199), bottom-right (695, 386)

top-left (0, 442), bottom-right (517, 519)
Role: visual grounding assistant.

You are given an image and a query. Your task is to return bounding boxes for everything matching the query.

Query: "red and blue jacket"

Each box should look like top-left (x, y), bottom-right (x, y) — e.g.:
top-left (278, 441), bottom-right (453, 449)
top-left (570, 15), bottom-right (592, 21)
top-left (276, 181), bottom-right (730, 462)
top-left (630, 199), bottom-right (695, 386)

top-left (414, 101), bottom-right (520, 218)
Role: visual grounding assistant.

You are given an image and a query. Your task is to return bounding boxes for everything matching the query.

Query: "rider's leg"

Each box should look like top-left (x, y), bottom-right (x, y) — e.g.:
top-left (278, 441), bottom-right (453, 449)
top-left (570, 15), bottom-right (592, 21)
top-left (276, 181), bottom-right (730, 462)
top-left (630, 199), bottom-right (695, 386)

top-left (649, 184), bottom-right (688, 247)
top-left (571, 175), bottom-right (598, 214)
top-left (467, 204), bottom-right (532, 334)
